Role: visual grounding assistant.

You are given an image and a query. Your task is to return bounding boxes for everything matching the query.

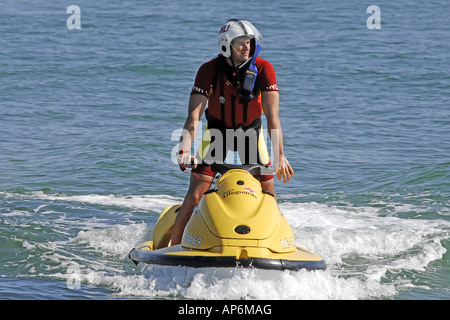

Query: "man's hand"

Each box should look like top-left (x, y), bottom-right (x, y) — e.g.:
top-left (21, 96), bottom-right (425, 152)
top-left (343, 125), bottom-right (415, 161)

top-left (276, 154), bottom-right (294, 183)
top-left (177, 150), bottom-right (198, 171)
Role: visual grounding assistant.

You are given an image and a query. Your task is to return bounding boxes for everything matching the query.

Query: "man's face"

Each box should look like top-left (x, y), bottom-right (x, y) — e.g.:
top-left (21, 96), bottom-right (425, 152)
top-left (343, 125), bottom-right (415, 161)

top-left (231, 36), bottom-right (251, 64)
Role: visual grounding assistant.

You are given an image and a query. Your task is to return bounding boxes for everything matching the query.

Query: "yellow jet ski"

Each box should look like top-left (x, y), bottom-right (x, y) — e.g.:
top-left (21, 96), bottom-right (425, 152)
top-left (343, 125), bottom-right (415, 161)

top-left (129, 164), bottom-right (326, 271)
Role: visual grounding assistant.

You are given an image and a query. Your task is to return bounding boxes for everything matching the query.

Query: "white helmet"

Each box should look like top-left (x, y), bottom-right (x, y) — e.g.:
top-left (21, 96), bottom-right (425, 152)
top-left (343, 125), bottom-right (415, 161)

top-left (217, 19), bottom-right (263, 58)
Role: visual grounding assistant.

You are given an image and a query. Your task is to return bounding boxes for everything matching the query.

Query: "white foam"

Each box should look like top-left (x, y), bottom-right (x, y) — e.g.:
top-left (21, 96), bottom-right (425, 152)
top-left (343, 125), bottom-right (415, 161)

top-left (107, 264), bottom-right (397, 300)
top-left (2, 210), bottom-right (33, 217)
top-left (38, 192), bottom-right (183, 212)
top-left (1, 191), bottom-right (182, 213)
top-left (280, 201), bottom-right (449, 282)
top-left (75, 222), bottom-right (148, 259)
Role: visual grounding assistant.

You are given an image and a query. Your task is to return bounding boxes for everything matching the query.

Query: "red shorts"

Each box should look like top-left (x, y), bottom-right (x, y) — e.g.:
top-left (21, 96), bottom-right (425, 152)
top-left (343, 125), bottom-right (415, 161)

top-left (192, 163), bottom-right (274, 182)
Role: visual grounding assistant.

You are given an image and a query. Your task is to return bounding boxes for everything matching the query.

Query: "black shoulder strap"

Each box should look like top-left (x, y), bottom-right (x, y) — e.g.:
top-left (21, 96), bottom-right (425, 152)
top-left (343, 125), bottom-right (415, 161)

top-left (217, 56), bottom-right (226, 121)
top-left (243, 102), bottom-right (248, 124)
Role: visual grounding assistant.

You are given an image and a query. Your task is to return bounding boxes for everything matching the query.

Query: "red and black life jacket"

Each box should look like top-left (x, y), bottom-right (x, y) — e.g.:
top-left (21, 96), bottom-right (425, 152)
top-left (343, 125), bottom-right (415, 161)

top-left (206, 55), bottom-right (262, 129)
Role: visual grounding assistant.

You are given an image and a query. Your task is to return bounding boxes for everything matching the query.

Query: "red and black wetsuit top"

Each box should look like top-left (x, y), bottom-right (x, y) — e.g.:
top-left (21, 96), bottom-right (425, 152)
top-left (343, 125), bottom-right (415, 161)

top-left (191, 55), bottom-right (279, 129)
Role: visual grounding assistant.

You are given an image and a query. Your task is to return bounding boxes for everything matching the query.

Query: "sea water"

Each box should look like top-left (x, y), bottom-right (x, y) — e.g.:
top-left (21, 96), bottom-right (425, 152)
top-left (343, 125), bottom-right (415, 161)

top-left (0, 0), bottom-right (449, 300)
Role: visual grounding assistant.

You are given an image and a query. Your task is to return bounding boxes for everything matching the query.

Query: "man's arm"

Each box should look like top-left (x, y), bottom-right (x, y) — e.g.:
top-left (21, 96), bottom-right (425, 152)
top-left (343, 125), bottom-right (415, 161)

top-left (261, 90), bottom-right (294, 182)
top-left (177, 94), bottom-right (208, 169)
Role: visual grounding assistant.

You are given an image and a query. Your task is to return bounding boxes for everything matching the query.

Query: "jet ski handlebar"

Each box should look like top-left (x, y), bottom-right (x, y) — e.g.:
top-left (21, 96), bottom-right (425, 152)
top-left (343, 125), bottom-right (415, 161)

top-left (210, 163), bottom-right (275, 176)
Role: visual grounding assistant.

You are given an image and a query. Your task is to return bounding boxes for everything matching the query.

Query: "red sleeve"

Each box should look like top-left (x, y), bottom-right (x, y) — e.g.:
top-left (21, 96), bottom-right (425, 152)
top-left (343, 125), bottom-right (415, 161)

top-left (190, 59), bottom-right (216, 97)
top-left (256, 57), bottom-right (279, 92)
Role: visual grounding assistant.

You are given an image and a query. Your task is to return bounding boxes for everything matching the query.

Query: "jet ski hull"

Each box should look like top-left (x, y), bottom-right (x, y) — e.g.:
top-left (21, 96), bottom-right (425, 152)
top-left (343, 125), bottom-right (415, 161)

top-left (129, 242), bottom-right (326, 271)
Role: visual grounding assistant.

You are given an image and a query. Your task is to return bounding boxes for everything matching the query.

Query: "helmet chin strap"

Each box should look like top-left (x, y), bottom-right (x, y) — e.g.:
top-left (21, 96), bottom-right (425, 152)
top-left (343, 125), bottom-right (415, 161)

top-left (227, 50), bottom-right (251, 68)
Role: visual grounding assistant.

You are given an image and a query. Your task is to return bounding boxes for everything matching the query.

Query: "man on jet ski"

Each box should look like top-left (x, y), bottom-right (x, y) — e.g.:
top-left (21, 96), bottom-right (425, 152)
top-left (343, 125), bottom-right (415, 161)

top-left (172, 19), bottom-right (294, 244)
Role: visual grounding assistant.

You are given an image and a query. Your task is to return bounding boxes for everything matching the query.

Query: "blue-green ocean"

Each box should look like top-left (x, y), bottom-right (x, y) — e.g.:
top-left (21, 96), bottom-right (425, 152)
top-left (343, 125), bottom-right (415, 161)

top-left (1, 0), bottom-right (449, 300)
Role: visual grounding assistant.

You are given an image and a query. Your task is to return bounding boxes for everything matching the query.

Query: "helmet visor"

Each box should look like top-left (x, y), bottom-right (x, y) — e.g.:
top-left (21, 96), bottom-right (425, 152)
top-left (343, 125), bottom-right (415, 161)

top-left (231, 36), bottom-right (252, 50)
top-left (236, 20), bottom-right (263, 46)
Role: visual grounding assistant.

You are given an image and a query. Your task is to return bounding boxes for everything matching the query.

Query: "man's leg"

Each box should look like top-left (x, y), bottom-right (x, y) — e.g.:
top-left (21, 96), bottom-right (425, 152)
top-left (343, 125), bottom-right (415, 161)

top-left (171, 172), bottom-right (214, 245)
top-left (260, 177), bottom-right (275, 198)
